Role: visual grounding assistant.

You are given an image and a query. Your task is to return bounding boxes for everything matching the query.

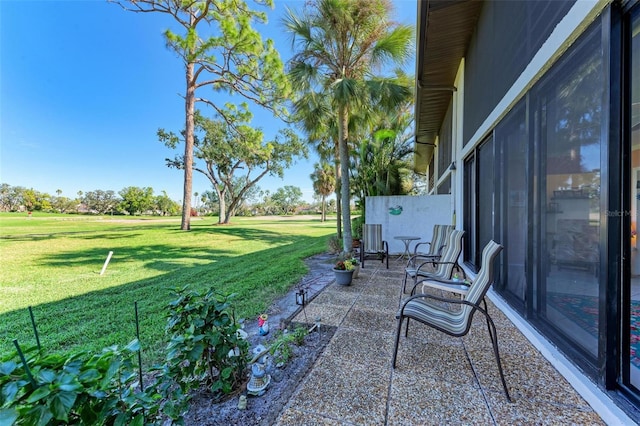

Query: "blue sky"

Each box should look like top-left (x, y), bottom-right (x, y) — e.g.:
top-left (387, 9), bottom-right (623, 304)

top-left (1, 0), bottom-right (416, 203)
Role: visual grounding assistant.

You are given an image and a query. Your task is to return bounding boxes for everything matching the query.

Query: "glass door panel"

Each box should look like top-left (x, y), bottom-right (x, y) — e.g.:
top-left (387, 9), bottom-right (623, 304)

top-left (498, 104), bottom-right (527, 302)
top-left (539, 24), bottom-right (603, 357)
top-left (477, 137), bottom-right (495, 265)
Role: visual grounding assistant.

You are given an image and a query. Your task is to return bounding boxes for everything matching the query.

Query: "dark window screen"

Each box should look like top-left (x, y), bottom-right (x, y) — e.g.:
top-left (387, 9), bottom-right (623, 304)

top-left (463, 1), bottom-right (575, 145)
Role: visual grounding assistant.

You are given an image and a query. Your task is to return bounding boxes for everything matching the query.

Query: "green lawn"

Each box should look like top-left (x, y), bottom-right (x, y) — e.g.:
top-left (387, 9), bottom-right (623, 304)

top-left (0, 213), bottom-right (335, 363)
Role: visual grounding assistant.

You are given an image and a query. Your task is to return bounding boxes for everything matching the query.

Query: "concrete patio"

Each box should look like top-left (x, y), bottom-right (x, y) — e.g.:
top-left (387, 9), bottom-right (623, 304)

top-left (274, 257), bottom-right (606, 425)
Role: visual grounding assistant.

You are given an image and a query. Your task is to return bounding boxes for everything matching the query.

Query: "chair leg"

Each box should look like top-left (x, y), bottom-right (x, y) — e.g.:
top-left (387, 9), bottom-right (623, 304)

top-left (392, 316), bottom-right (404, 368)
top-left (404, 318), bottom-right (410, 337)
top-left (480, 306), bottom-right (511, 402)
top-left (482, 299), bottom-right (493, 341)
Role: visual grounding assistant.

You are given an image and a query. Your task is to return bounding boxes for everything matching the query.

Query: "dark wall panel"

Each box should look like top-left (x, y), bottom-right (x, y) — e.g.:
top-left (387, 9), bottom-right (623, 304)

top-left (463, 0), bottom-right (576, 144)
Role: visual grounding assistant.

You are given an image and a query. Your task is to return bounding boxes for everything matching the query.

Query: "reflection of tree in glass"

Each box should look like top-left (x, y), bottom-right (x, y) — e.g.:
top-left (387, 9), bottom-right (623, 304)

top-left (548, 31), bottom-right (603, 175)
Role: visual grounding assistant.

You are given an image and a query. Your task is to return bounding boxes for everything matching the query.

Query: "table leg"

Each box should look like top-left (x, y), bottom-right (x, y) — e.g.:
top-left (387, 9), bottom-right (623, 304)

top-left (397, 239), bottom-right (411, 262)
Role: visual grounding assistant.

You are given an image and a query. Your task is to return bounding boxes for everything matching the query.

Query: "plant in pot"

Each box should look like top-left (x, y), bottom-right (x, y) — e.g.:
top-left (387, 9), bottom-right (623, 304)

top-left (333, 259), bottom-right (355, 285)
top-left (349, 256), bottom-right (360, 278)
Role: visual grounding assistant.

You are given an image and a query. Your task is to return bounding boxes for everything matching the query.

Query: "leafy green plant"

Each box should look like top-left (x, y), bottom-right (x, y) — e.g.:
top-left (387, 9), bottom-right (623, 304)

top-left (268, 326), bottom-right (309, 366)
top-left (333, 260), bottom-right (355, 271)
top-left (0, 340), bottom-right (170, 425)
top-left (351, 215), bottom-right (364, 240)
top-left (164, 286), bottom-right (249, 402)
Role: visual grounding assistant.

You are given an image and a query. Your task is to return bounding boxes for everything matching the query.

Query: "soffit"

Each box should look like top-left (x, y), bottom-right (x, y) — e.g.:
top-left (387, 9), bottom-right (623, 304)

top-left (414, 0), bottom-right (483, 173)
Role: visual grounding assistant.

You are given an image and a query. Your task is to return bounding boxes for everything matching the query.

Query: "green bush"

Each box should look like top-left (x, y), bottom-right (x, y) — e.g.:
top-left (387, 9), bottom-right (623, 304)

top-left (164, 287), bottom-right (249, 401)
top-left (0, 340), bottom-right (168, 425)
top-left (351, 215), bottom-right (364, 240)
top-left (0, 287), bottom-right (252, 425)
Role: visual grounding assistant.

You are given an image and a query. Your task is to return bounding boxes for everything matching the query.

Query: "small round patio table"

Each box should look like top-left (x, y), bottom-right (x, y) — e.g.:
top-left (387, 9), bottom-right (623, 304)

top-left (394, 236), bottom-right (421, 262)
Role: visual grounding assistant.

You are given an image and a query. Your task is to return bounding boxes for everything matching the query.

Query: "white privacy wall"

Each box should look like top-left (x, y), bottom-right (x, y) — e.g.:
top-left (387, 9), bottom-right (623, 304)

top-left (365, 195), bottom-right (452, 255)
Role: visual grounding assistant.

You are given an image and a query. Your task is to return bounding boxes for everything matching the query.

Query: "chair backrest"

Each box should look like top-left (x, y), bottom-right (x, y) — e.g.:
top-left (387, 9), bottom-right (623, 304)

top-left (363, 224), bottom-right (384, 252)
top-left (428, 224), bottom-right (454, 256)
top-left (462, 240), bottom-right (503, 321)
top-left (433, 229), bottom-right (464, 278)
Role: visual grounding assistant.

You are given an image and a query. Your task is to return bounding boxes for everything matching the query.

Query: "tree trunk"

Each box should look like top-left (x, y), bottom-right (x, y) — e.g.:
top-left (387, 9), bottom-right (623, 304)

top-left (334, 156), bottom-right (342, 239)
top-left (338, 107), bottom-right (352, 254)
top-left (216, 186), bottom-right (226, 225)
top-left (224, 204), bottom-right (235, 224)
top-left (181, 60), bottom-right (195, 230)
top-left (321, 194), bottom-right (326, 222)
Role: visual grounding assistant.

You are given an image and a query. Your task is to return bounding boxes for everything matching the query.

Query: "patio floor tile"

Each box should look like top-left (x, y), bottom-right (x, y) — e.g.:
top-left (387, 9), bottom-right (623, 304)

top-left (274, 255), bottom-right (606, 425)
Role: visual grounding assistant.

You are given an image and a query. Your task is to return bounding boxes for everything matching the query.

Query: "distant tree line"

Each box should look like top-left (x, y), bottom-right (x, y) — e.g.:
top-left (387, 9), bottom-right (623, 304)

top-left (0, 183), bottom-right (329, 218)
top-left (0, 184), bottom-right (180, 216)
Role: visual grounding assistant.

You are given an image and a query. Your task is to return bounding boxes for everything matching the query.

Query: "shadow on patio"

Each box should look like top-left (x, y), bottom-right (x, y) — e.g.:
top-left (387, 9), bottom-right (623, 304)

top-left (274, 257), bottom-right (605, 425)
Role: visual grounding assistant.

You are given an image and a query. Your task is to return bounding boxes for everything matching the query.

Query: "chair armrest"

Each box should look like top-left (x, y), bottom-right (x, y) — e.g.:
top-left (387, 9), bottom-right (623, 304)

top-left (405, 253), bottom-right (440, 268)
top-left (421, 276), bottom-right (470, 286)
top-left (415, 260), bottom-right (457, 273)
top-left (398, 292), bottom-right (491, 323)
top-left (417, 277), bottom-right (471, 295)
top-left (409, 274), bottom-right (467, 295)
top-left (399, 292), bottom-right (478, 312)
top-left (412, 241), bottom-right (432, 256)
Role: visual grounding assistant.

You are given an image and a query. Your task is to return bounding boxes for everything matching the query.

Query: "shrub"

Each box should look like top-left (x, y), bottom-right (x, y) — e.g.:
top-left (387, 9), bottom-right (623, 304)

top-left (268, 326), bottom-right (309, 366)
top-left (0, 287), bottom-right (251, 425)
top-left (0, 340), bottom-right (168, 425)
top-left (351, 215), bottom-right (364, 240)
top-left (164, 286), bottom-right (249, 402)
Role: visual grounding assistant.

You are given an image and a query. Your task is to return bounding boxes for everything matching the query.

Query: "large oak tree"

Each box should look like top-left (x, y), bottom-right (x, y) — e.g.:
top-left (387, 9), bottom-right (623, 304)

top-left (159, 108), bottom-right (307, 223)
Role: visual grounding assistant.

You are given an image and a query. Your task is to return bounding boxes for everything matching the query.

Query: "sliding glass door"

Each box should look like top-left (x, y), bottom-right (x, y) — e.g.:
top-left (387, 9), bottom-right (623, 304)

top-left (537, 21), bottom-right (604, 359)
top-left (627, 7), bottom-right (640, 390)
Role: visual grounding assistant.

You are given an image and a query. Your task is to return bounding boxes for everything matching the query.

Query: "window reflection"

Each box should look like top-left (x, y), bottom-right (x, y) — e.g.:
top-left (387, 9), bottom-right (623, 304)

top-left (497, 104), bottom-right (527, 302)
top-left (542, 24), bottom-right (603, 357)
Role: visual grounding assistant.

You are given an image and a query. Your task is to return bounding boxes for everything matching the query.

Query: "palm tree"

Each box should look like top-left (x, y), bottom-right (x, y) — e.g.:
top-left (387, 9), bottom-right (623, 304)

top-left (351, 105), bottom-right (415, 205)
top-left (310, 162), bottom-right (336, 222)
top-left (284, 0), bottom-right (413, 253)
top-left (292, 91), bottom-right (342, 235)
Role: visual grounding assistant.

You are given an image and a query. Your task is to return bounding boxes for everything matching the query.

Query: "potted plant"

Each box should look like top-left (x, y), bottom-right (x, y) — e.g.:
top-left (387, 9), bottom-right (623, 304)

top-left (333, 259), bottom-right (355, 286)
top-left (350, 256), bottom-right (360, 278)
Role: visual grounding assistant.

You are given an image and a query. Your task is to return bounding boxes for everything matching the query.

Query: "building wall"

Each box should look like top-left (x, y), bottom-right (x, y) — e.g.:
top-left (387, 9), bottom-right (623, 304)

top-left (365, 195), bottom-right (451, 254)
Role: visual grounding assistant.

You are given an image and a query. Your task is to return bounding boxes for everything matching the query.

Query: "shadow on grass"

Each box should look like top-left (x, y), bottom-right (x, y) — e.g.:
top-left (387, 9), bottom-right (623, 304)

top-left (0, 224), bottom-right (177, 242)
top-left (0, 234), bottom-right (332, 365)
top-left (33, 225), bottom-right (312, 272)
